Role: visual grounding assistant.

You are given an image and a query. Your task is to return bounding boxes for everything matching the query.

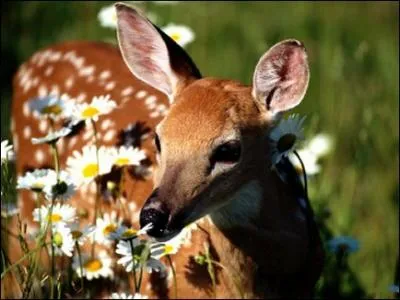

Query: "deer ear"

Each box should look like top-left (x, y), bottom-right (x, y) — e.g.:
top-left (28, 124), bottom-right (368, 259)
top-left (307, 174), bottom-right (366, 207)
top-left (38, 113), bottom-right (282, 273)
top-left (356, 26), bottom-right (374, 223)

top-left (252, 39), bottom-right (310, 114)
top-left (115, 3), bottom-right (201, 102)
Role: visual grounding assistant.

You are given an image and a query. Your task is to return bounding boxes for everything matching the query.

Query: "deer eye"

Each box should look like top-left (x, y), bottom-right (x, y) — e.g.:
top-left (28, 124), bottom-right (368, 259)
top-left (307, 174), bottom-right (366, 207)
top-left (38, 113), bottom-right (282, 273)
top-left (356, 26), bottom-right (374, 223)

top-left (154, 134), bottom-right (161, 153)
top-left (210, 140), bottom-right (241, 167)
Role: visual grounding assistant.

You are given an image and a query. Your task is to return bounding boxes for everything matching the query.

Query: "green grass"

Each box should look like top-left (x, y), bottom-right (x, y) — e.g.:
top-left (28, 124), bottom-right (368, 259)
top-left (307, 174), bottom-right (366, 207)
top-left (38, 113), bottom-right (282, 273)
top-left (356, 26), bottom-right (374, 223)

top-left (1, 1), bottom-right (398, 298)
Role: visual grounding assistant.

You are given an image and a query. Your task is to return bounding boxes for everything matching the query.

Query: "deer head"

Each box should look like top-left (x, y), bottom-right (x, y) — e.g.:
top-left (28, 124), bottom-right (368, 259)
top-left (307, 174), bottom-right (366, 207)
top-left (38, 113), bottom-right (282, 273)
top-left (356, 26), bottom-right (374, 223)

top-left (115, 3), bottom-right (310, 239)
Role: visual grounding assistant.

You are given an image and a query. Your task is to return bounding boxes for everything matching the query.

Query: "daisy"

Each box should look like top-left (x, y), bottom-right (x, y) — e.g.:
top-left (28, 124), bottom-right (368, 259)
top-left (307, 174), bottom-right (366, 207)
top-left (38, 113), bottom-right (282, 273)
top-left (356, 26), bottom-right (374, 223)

top-left (108, 146), bottom-right (147, 167)
top-left (149, 225), bottom-right (190, 259)
top-left (66, 145), bottom-right (113, 186)
top-left (98, 5), bottom-right (117, 29)
top-left (1, 202), bottom-right (19, 218)
top-left (51, 223), bottom-right (74, 257)
top-left (116, 239), bottom-right (166, 274)
top-left (70, 95), bottom-right (116, 125)
top-left (17, 169), bottom-right (57, 193)
top-left (28, 95), bottom-right (69, 120)
top-left (68, 222), bottom-right (95, 246)
top-left (31, 127), bottom-right (72, 145)
top-left (1, 140), bottom-right (15, 162)
top-left (33, 203), bottom-right (76, 229)
top-left (327, 236), bottom-right (360, 254)
top-left (269, 114), bottom-right (306, 165)
top-left (93, 211), bottom-right (123, 246)
top-left (111, 223), bottom-right (153, 241)
top-left (161, 23), bottom-right (195, 48)
top-left (43, 170), bottom-right (77, 201)
top-left (307, 133), bottom-right (333, 158)
top-left (288, 148), bottom-right (321, 176)
top-left (110, 292), bottom-right (149, 299)
top-left (73, 250), bottom-right (114, 281)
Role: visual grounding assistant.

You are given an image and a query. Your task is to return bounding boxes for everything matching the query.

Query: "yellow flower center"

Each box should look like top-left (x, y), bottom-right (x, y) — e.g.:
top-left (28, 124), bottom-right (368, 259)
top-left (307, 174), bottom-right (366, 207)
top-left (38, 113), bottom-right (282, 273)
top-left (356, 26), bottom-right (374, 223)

top-left (71, 230), bottom-right (83, 239)
top-left (31, 182), bottom-right (45, 191)
top-left (41, 104), bottom-right (62, 115)
top-left (122, 228), bottom-right (138, 239)
top-left (170, 33), bottom-right (181, 42)
top-left (84, 259), bottom-right (103, 272)
top-left (103, 224), bottom-right (117, 236)
top-left (48, 213), bottom-right (62, 223)
top-left (115, 157), bottom-right (130, 166)
top-left (164, 244), bottom-right (174, 254)
top-left (82, 163), bottom-right (98, 178)
top-left (81, 106), bottom-right (100, 119)
top-left (53, 232), bottom-right (63, 247)
top-left (277, 133), bottom-right (297, 153)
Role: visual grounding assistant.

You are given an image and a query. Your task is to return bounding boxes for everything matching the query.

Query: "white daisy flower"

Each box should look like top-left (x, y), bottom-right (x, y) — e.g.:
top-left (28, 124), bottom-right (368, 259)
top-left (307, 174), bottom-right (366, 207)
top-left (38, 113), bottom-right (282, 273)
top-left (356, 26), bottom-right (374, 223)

top-left (111, 223), bottom-right (153, 241)
top-left (43, 170), bottom-right (77, 201)
top-left (1, 140), bottom-right (15, 162)
top-left (33, 203), bottom-right (76, 229)
top-left (269, 114), bottom-right (306, 165)
top-left (110, 292), bottom-right (149, 299)
top-left (327, 236), bottom-right (360, 254)
top-left (51, 223), bottom-right (74, 257)
top-left (68, 222), bottom-right (95, 246)
top-left (116, 239), bottom-right (166, 274)
top-left (66, 145), bottom-right (113, 186)
top-left (149, 225), bottom-right (191, 259)
top-left (31, 127), bottom-right (72, 145)
top-left (161, 23), bottom-right (195, 48)
top-left (17, 169), bottom-right (57, 193)
top-left (307, 133), bottom-right (333, 158)
top-left (28, 95), bottom-right (70, 120)
top-left (72, 250), bottom-right (114, 281)
top-left (70, 95), bottom-right (116, 125)
top-left (108, 146), bottom-right (147, 167)
top-left (93, 211), bottom-right (123, 246)
top-left (1, 202), bottom-right (19, 218)
top-left (288, 148), bottom-right (321, 176)
top-left (98, 5), bottom-right (117, 29)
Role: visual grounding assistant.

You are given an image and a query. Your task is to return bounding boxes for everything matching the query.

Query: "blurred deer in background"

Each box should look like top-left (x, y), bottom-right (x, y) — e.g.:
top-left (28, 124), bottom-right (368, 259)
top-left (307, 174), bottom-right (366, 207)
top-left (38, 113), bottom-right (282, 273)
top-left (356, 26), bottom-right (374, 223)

top-left (6, 3), bottom-right (324, 298)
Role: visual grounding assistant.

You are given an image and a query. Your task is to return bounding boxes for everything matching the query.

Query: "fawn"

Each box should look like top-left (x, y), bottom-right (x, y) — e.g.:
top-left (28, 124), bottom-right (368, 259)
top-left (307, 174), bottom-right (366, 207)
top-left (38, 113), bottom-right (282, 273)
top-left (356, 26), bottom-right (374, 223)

top-left (6, 3), bottom-right (324, 298)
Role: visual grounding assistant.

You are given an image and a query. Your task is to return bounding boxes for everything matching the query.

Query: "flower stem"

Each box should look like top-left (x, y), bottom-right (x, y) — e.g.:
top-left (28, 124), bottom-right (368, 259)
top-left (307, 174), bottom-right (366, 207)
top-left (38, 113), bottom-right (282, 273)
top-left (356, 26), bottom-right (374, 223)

top-left (293, 150), bottom-right (308, 200)
top-left (50, 143), bottom-right (60, 181)
top-left (204, 243), bottom-right (217, 298)
top-left (167, 255), bottom-right (178, 299)
top-left (91, 119), bottom-right (101, 258)
top-left (75, 241), bottom-right (85, 292)
top-left (129, 239), bottom-right (139, 293)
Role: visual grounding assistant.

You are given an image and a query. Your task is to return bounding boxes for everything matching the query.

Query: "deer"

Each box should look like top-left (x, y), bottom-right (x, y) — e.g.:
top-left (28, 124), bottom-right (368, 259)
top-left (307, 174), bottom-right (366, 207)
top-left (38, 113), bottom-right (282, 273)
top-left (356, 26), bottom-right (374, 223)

top-left (5, 3), bottom-right (324, 299)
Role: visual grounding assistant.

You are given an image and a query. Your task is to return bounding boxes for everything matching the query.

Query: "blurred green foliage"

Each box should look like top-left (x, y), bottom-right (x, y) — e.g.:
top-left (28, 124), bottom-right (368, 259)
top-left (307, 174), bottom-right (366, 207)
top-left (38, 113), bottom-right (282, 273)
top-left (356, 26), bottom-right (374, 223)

top-left (1, 1), bottom-right (398, 298)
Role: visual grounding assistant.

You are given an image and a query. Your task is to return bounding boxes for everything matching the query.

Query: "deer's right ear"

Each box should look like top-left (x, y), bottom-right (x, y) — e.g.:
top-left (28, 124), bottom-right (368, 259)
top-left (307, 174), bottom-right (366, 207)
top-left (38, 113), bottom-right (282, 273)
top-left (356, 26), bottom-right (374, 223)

top-left (115, 3), bottom-right (201, 102)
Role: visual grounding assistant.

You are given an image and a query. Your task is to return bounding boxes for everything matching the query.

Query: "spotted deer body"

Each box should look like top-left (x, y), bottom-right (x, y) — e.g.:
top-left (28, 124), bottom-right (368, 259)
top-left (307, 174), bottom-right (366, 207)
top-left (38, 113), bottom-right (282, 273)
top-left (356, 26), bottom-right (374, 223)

top-left (7, 3), bottom-right (324, 299)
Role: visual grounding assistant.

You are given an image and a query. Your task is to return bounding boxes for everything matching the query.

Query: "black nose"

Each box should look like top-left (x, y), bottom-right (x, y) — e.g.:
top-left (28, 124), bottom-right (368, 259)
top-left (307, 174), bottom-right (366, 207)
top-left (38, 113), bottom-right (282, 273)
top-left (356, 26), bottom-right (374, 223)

top-left (140, 190), bottom-right (170, 238)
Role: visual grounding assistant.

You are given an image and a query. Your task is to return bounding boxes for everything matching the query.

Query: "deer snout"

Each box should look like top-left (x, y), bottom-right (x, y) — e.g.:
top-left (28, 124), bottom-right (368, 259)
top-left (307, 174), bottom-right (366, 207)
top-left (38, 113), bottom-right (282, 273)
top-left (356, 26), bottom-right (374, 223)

top-left (140, 190), bottom-right (171, 238)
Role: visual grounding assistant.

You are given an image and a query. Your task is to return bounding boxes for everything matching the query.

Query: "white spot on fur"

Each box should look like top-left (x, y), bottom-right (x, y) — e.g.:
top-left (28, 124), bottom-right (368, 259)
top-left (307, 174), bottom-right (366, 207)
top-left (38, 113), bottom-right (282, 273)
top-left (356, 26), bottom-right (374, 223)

top-left (38, 85), bottom-right (48, 97)
top-left (74, 57), bottom-right (85, 68)
top-left (136, 90), bottom-right (148, 99)
top-left (68, 136), bottom-right (78, 149)
top-left (99, 70), bottom-right (111, 80)
top-left (76, 93), bottom-right (86, 103)
top-left (128, 202), bottom-right (137, 213)
top-left (65, 76), bottom-right (74, 89)
top-left (89, 182), bottom-right (96, 194)
top-left (145, 95), bottom-right (157, 105)
top-left (150, 111), bottom-right (160, 118)
top-left (49, 85), bottom-right (60, 97)
top-left (100, 119), bottom-right (113, 130)
top-left (57, 138), bottom-right (65, 155)
top-left (103, 130), bottom-right (116, 142)
top-left (39, 119), bottom-right (48, 133)
top-left (35, 149), bottom-right (45, 164)
top-left (13, 134), bottom-right (19, 152)
top-left (105, 81), bottom-right (116, 91)
top-left (23, 102), bottom-right (31, 117)
top-left (44, 66), bottom-right (54, 77)
top-left (121, 87), bottom-right (134, 97)
top-left (147, 102), bottom-right (157, 110)
top-left (83, 129), bottom-right (94, 141)
top-left (79, 65), bottom-right (95, 77)
top-left (23, 126), bottom-right (32, 139)
top-left (86, 76), bottom-right (95, 83)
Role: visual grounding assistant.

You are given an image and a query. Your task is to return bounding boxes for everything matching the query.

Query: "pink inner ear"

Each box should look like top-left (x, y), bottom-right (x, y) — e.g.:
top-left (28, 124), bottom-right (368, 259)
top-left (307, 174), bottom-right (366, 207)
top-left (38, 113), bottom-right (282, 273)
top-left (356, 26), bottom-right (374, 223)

top-left (116, 4), bottom-right (173, 96)
top-left (253, 40), bottom-right (309, 113)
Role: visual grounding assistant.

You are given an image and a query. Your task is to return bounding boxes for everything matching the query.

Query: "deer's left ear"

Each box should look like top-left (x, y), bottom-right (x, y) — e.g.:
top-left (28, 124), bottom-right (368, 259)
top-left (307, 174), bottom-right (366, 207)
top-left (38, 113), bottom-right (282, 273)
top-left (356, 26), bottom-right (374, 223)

top-left (252, 39), bottom-right (310, 115)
